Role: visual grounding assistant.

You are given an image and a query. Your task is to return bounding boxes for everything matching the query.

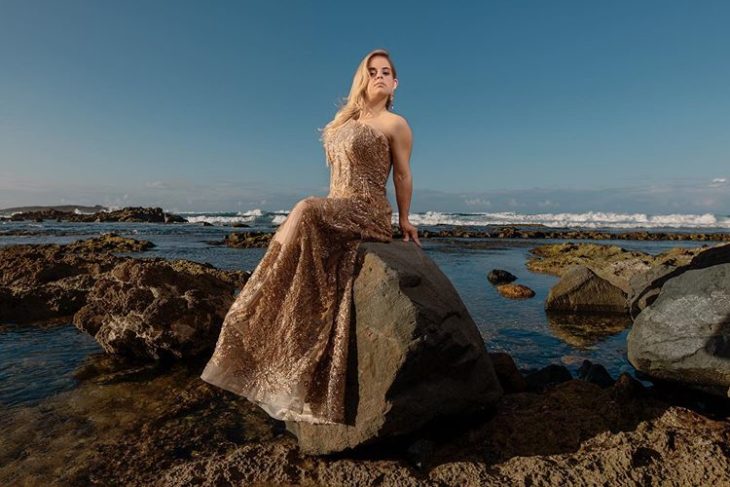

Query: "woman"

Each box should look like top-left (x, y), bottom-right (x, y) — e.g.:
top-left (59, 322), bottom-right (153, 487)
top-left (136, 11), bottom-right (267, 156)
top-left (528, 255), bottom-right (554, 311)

top-left (201, 48), bottom-right (420, 425)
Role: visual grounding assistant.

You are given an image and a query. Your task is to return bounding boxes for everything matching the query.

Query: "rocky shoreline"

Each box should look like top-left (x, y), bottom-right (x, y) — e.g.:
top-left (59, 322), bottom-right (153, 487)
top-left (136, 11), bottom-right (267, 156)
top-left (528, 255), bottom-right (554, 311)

top-left (214, 227), bottom-right (730, 249)
top-left (1, 235), bottom-right (729, 485)
top-left (1, 352), bottom-right (728, 486)
top-left (1, 206), bottom-right (187, 223)
top-left (213, 227), bottom-right (730, 249)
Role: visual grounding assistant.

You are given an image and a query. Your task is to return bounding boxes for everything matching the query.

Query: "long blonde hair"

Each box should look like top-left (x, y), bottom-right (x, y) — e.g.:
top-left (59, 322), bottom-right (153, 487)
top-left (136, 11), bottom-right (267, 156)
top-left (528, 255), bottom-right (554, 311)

top-left (319, 49), bottom-right (397, 162)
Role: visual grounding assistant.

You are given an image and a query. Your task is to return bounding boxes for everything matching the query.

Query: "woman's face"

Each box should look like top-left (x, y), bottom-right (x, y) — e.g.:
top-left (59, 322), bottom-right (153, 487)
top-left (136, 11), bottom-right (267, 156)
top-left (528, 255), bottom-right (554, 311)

top-left (366, 55), bottom-right (397, 102)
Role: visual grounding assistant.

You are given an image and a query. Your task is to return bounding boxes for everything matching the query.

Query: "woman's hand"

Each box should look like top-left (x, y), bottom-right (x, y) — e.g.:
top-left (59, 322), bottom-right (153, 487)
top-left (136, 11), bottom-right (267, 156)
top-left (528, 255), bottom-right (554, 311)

top-left (399, 219), bottom-right (421, 247)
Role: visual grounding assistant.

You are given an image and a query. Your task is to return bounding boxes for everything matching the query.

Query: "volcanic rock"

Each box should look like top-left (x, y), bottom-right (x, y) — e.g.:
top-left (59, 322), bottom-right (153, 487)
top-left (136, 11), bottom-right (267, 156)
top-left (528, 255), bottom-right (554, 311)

top-left (0, 234), bottom-right (152, 323)
top-left (287, 241), bottom-right (503, 454)
top-left (73, 258), bottom-right (249, 360)
top-left (222, 231), bottom-right (273, 248)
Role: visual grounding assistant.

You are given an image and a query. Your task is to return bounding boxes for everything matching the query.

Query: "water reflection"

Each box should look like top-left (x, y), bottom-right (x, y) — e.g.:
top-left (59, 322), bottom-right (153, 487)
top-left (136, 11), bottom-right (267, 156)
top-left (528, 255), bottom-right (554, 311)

top-left (0, 323), bottom-right (101, 409)
top-left (0, 354), bottom-right (278, 485)
top-left (546, 312), bottom-right (632, 349)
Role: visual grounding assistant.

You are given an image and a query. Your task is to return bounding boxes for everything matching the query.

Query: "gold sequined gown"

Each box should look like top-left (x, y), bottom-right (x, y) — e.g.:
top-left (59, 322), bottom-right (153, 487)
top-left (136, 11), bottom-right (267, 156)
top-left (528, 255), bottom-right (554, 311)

top-left (201, 119), bottom-right (393, 424)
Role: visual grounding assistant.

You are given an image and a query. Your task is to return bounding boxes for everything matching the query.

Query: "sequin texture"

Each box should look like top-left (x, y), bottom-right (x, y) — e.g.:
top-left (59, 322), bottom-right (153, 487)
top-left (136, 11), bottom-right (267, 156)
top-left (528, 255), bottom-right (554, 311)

top-left (201, 118), bottom-right (393, 424)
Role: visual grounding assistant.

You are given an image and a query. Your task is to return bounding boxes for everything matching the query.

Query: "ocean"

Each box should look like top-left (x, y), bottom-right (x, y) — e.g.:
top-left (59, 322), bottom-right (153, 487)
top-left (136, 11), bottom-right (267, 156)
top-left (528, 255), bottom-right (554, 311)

top-left (1, 210), bottom-right (726, 411)
top-left (177, 209), bottom-right (730, 230)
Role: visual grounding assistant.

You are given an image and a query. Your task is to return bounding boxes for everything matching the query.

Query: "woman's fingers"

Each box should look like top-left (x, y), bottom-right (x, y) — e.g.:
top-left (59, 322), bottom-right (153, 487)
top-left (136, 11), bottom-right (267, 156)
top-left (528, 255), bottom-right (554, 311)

top-left (410, 229), bottom-right (422, 247)
top-left (412, 230), bottom-right (422, 247)
top-left (402, 227), bottom-right (421, 247)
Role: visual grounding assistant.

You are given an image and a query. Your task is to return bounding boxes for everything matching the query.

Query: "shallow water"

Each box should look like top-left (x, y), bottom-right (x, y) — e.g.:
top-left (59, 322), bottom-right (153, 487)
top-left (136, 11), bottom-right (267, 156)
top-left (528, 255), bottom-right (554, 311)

top-left (0, 221), bottom-right (708, 410)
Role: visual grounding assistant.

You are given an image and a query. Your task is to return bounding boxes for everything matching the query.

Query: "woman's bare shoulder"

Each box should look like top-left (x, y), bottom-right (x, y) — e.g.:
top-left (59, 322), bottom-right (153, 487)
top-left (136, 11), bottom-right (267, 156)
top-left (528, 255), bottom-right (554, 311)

top-left (384, 113), bottom-right (411, 138)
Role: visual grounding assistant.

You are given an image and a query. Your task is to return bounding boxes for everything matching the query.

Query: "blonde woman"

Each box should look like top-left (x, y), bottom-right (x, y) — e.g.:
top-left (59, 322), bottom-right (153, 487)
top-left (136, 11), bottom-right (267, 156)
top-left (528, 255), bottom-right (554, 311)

top-left (201, 49), bottom-right (419, 425)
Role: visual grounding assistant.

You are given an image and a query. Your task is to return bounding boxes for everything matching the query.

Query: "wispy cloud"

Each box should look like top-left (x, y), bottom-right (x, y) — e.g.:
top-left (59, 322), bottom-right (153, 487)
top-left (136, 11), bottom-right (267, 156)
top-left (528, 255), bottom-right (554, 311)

top-left (464, 197), bottom-right (491, 207)
top-left (709, 177), bottom-right (727, 188)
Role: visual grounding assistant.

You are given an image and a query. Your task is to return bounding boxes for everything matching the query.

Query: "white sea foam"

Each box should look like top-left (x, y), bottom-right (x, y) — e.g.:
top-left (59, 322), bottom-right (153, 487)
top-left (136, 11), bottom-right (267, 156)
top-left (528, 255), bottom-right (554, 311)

top-left (396, 211), bottom-right (730, 229)
top-left (185, 214), bottom-right (258, 225)
top-left (172, 209), bottom-right (730, 230)
top-left (271, 214), bottom-right (288, 225)
top-left (238, 208), bottom-right (264, 217)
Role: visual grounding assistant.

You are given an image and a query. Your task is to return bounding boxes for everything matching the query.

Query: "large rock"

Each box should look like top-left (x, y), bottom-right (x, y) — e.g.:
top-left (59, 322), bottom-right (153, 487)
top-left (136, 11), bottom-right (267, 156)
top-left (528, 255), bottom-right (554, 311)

top-left (0, 234), bottom-right (152, 323)
top-left (628, 263), bottom-right (730, 396)
top-left (545, 265), bottom-right (628, 314)
top-left (287, 241), bottom-right (503, 454)
top-left (73, 258), bottom-right (249, 360)
top-left (628, 243), bottom-right (730, 318)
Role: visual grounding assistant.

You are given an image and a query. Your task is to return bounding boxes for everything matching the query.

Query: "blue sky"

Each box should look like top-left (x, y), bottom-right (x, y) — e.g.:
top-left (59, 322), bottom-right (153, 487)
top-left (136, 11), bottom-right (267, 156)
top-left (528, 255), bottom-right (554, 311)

top-left (1, 0), bottom-right (728, 214)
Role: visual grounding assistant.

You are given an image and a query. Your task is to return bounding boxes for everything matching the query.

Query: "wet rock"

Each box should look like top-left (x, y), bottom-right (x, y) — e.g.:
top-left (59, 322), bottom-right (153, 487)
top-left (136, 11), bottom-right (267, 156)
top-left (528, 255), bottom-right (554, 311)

top-left (527, 243), bottom-right (653, 282)
top-left (528, 243), bottom-right (704, 294)
top-left (545, 266), bottom-right (628, 314)
top-left (487, 269), bottom-right (517, 285)
top-left (387, 227), bottom-right (730, 242)
top-left (489, 352), bottom-right (528, 393)
top-left (496, 283), bottom-right (535, 299)
top-left (0, 234), bottom-right (150, 323)
top-left (73, 258), bottom-right (249, 360)
top-left (9, 208), bottom-right (71, 221)
top-left (524, 364), bottom-right (573, 392)
top-left (67, 232), bottom-right (155, 253)
top-left (287, 241), bottom-right (503, 455)
top-left (93, 207), bottom-right (186, 223)
top-left (4, 361), bottom-right (730, 486)
top-left (628, 263), bottom-right (730, 396)
top-left (577, 360), bottom-right (615, 388)
top-left (222, 231), bottom-right (273, 248)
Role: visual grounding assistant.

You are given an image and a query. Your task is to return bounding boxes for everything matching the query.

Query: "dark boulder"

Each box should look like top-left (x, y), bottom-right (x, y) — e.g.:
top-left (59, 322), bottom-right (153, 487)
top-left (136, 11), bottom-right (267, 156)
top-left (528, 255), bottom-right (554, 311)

top-left (628, 243), bottom-right (730, 318)
top-left (577, 360), bottom-right (615, 388)
top-left (628, 263), bottom-right (730, 397)
top-left (524, 364), bottom-right (573, 392)
top-left (487, 269), bottom-right (517, 285)
top-left (488, 352), bottom-right (528, 393)
top-left (287, 242), bottom-right (503, 454)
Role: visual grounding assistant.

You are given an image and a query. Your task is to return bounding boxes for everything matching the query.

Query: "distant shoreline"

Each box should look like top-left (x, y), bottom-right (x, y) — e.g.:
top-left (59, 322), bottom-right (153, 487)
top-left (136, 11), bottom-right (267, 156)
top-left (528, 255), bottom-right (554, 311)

top-left (0, 204), bottom-right (108, 216)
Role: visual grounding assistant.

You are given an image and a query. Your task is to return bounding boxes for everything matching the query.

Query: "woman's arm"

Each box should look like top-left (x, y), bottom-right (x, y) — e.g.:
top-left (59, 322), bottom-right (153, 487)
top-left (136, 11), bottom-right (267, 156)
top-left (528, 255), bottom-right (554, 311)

top-left (390, 117), bottom-right (421, 247)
